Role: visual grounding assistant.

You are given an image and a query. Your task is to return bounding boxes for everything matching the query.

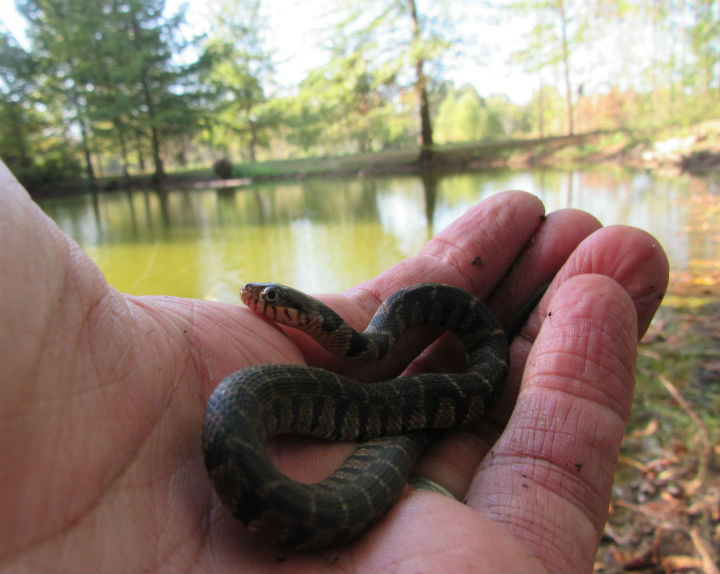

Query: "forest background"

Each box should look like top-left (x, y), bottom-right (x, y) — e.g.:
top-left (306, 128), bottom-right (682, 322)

top-left (1, 0), bottom-right (719, 192)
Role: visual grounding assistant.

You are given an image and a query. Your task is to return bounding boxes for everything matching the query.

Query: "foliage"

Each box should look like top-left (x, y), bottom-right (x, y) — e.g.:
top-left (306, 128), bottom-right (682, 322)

top-left (283, 38), bottom-right (415, 155)
top-left (0, 0), bottom-right (719, 187)
top-left (434, 86), bottom-right (534, 142)
top-left (505, 0), bottom-right (593, 135)
top-left (307, 0), bottom-right (462, 156)
top-left (435, 86), bottom-right (486, 143)
top-left (200, 0), bottom-right (277, 162)
top-left (0, 27), bottom-right (82, 186)
top-left (11, 0), bottom-right (208, 183)
top-left (0, 30), bottom-right (38, 181)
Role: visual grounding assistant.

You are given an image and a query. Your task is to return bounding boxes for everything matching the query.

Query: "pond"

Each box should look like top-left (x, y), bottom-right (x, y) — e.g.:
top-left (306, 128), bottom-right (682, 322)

top-left (38, 168), bottom-right (720, 303)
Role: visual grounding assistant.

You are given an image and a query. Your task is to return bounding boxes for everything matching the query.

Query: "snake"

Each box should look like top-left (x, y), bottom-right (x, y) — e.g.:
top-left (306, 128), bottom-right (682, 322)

top-left (202, 282), bottom-right (537, 550)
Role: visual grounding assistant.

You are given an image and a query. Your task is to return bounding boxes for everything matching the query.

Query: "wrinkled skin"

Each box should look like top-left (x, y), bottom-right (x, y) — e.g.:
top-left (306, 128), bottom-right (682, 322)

top-left (0, 159), bottom-right (668, 573)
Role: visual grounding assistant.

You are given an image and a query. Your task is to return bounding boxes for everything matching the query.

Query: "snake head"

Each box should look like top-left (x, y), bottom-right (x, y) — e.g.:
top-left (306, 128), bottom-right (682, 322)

top-left (240, 282), bottom-right (317, 328)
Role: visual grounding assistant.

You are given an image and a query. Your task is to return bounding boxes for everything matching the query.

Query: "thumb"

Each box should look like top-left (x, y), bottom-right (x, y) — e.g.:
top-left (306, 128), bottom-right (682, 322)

top-left (467, 274), bottom-right (638, 572)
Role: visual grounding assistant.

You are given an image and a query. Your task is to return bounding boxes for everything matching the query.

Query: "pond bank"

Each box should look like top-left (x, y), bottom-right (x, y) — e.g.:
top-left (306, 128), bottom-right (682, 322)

top-left (30, 131), bottom-right (612, 197)
top-left (28, 124), bottom-right (720, 198)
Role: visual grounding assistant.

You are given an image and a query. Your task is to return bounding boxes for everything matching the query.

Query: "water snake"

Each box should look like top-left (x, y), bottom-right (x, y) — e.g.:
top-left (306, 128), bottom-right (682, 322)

top-left (202, 282), bottom-right (534, 550)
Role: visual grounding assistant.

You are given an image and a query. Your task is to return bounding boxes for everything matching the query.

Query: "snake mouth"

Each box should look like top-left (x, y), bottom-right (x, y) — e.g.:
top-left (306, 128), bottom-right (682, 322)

top-left (239, 282), bottom-right (265, 305)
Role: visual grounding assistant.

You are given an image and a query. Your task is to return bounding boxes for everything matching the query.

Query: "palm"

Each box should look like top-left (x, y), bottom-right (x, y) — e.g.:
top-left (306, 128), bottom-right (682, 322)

top-left (0, 163), bottom-right (668, 572)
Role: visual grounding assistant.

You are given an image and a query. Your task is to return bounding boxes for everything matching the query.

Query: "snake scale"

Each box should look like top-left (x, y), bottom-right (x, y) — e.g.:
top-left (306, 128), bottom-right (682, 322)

top-left (202, 282), bottom-right (531, 550)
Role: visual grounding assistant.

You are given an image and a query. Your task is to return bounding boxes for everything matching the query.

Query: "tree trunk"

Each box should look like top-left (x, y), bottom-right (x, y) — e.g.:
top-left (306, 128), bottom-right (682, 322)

top-left (139, 68), bottom-right (165, 182)
top-left (76, 108), bottom-right (96, 184)
top-left (247, 111), bottom-right (257, 163)
top-left (557, 0), bottom-right (574, 135)
top-left (115, 119), bottom-right (130, 179)
top-left (415, 58), bottom-right (434, 149)
top-left (142, 70), bottom-right (165, 183)
top-left (407, 0), bottom-right (434, 163)
top-left (132, 15), bottom-right (164, 183)
top-left (8, 103), bottom-right (31, 173)
top-left (537, 81), bottom-right (545, 137)
top-left (134, 128), bottom-right (146, 173)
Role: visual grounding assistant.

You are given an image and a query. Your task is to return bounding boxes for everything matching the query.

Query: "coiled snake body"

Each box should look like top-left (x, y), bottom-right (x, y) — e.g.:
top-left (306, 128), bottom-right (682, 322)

top-left (202, 282), bottom-right (513, 550)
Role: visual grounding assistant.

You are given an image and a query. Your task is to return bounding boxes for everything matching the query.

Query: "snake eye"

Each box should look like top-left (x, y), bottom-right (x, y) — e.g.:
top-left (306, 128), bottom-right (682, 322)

top-left (263, 286), bottom-right (278, 301)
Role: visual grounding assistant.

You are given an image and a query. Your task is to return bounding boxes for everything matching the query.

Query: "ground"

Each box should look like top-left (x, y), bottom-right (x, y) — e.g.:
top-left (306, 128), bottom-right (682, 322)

top-left (595, 254), bottom-right (720, 573)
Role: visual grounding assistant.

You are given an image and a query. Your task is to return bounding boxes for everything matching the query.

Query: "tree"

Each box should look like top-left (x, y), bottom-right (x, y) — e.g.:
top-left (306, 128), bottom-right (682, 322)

top-left (201, 0), bottom-right (276, 163)
top-left (0, 29), bottom-right (37, 179)
top-left (287, 31), bottom-right (404, 154)
top-left (406, 0), bottom-right (434, 156)
top-left (17, 0), bottom-right (106, 182)
top-left (16, 0), bottom-right (206, 184)
top-left (435, 86), bottom-right (487, 143)
top-left (528, 84), bottom-right (564, 137)
top-left (0, 25), bottom-right (84, 188)
top-left (507, 0), bottom-right (590, 135)
top-left (121, 0), bottom-right (206, 181)
top-left (329, 0), bottom-right (457, 161)
top-left (686, 0), bottom-right (719, 100)
top-left (555, 0), bottom-right (574, 134)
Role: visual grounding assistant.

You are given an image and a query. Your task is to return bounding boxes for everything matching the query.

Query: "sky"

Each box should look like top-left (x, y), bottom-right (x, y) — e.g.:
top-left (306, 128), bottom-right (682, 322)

top-left (0, 0), bottom-right (534, 103)
top-left (252, 0), bottom-right (535, 101)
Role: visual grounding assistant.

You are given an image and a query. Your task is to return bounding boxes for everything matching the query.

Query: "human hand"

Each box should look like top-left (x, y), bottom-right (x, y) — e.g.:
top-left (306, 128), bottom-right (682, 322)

top-left (0, 160), bottom-right (668, 572)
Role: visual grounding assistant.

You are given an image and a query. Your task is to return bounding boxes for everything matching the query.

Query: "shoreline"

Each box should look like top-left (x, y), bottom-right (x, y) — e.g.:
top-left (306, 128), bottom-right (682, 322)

top-left (26, 125), bottom-right (720, 198)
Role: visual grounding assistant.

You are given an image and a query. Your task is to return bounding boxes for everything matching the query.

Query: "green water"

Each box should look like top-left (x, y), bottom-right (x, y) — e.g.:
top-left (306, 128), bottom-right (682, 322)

top-left (38, 169), bottom-right (719, 303)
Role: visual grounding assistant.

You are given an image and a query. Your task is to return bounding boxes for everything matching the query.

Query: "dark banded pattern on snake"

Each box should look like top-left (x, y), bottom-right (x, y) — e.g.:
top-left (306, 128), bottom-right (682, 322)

top-left (201, 283), bottom-right (510, 550)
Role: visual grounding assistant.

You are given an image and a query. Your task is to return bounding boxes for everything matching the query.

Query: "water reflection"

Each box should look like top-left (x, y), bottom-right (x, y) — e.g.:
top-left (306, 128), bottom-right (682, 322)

top-left (38, 169), bottom-right (719, 301)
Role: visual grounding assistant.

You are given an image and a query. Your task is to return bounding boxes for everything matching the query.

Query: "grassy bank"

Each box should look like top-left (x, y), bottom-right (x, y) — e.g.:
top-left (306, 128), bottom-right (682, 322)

top-left (28, 130), bottom-right (636, 197)
top-left (25, 122), bottom-right (720, 198)
top-left (232, 131), bottom-right (625, 179)
top-left (221, 124), bottom-right (720, 181)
